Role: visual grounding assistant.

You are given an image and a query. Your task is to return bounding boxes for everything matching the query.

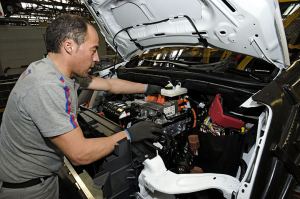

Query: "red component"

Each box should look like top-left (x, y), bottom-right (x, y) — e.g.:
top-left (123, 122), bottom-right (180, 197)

top-left (157, 95), bottom-right (165, 104)
top-left (208, 94), bottom-right (244, 129)
top-left (146, 95), bottom-right (158, 103)
top-left (146, 95), bottom-right (165, 104)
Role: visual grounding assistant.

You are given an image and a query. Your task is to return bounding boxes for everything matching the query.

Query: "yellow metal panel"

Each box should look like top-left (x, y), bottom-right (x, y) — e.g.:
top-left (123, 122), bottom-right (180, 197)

top-left (220, 51), bottom-right (232, 60)
top-left (288, 44), bottom-right (300, 49)
top-left (237, 56), bottom-right (253, 70)
top-left (283, 6), bottom-right (300, 28)
top-left (203, 49), bottom-right (211, 64)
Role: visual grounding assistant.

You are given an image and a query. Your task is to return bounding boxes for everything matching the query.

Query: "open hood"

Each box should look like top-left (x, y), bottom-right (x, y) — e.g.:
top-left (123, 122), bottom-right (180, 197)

top-left (83, 0), bottom-right (290, 69)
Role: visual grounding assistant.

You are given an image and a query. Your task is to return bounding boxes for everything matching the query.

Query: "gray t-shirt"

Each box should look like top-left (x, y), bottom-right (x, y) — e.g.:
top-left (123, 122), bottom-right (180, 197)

top-left (0, 57), bottom-right (79, 183)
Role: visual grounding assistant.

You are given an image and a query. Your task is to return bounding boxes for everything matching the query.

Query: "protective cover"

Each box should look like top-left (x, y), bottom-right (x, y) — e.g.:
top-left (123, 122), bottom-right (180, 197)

top-left (209, 94), bottom-right (245, 129)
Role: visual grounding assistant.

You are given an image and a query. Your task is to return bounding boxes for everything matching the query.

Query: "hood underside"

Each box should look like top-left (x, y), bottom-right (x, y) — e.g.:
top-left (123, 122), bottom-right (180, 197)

top-left (84, 0), bottom-right (290, 69)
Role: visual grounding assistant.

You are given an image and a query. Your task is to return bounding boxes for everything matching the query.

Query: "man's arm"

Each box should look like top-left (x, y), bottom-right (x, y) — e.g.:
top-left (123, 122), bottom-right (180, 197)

top-left (87, 76), bottom-right (146, 94)
top-left (50, 121), bottom-right (162, 166)
top-left (51, 127), bottom-right (127, 165)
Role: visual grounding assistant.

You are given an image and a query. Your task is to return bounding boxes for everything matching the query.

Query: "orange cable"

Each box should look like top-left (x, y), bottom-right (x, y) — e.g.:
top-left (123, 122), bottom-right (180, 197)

top-left (191, 108), bottom-right (197, 128)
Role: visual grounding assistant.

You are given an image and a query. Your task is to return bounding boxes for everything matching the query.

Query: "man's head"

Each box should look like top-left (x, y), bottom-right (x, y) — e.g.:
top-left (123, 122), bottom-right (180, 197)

top-left (46, 14), bottom-right (89, 53)
top-left (46, 14), bottom-right (99, 77)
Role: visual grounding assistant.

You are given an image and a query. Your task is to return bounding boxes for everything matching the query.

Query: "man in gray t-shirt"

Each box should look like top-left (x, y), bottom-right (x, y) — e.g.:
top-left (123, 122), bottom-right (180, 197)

top-left (0, 14), bottom-right (162, 199)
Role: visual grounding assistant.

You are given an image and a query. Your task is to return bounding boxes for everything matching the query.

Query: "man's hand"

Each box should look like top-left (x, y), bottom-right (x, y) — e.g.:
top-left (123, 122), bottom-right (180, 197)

top-left (145, 84), bottom-right (162, 95)
top-left (126, 121), bottom-right (162, 142)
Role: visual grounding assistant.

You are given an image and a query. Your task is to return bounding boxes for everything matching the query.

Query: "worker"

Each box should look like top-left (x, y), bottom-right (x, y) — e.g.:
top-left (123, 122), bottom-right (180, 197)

top-left (0, 14), bottom-right (162, 199)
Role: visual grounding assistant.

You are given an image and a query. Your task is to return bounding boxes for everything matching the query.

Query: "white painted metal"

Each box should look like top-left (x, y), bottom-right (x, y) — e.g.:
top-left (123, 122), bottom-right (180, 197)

top-left (83, 0), bottom-right (289, 69)
top-left (237, 109), bottom-right (272, 198)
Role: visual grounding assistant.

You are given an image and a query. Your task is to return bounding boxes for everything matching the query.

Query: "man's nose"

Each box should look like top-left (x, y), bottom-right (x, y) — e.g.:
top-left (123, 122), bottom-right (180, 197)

top-left (93, 52), bottom-right (100, 62)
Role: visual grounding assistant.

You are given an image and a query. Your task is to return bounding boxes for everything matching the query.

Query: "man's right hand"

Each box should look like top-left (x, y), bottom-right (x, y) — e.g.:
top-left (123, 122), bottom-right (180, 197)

top-left (126, 121), bottom-right (162, 142)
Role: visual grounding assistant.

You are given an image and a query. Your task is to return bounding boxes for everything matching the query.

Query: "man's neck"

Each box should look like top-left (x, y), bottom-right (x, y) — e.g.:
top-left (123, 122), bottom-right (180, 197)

top-left (47, 53), bottom-right (72, 78)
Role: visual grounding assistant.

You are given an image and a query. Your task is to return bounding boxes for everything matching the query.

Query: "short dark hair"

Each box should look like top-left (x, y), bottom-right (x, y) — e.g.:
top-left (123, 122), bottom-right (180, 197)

top-left (45, 14), bottom-right (90, 53)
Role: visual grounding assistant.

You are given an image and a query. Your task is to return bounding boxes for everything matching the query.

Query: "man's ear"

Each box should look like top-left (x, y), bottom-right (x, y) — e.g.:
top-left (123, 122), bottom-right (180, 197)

top-left (63, 39), bottom-right (73, 55)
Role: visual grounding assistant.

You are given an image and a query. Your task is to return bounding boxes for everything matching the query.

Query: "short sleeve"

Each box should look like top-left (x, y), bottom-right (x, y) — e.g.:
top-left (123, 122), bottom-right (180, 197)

top-left (22, 83), bottom-right (78, 137)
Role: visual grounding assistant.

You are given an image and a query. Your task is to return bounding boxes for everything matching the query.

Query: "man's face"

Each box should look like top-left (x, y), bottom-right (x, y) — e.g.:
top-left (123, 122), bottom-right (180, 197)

top-left (72, 25), bottom-right (99, 77)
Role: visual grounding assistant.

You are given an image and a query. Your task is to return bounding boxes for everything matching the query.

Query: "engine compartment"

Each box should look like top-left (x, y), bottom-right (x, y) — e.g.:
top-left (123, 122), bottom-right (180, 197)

top-left (76, 82), bottom-right (262, 198)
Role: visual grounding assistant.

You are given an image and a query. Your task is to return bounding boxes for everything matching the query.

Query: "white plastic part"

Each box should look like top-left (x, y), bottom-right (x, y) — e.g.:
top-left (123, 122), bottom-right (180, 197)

top-left (198, 102), bottom-right (206, 108)
top-left (240, 97), bottom-right (262, 108)
top-left (119, 111), bottom-right (130, 119)
top-left (152, 142), bottom-right (163, 150)
top-left (0, 3), bottom-right (4, 18)
top-left (97, 62), bottom-right (125, 77)
top-left (161, 82), bottom-right (187, 97)
top-left (138, 155), bottom-right (240, 199)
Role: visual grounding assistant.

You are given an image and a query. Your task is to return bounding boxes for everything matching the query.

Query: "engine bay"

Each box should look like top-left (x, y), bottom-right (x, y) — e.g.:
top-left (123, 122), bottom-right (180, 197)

top-left (75, 81), bottom-right (262, 198)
